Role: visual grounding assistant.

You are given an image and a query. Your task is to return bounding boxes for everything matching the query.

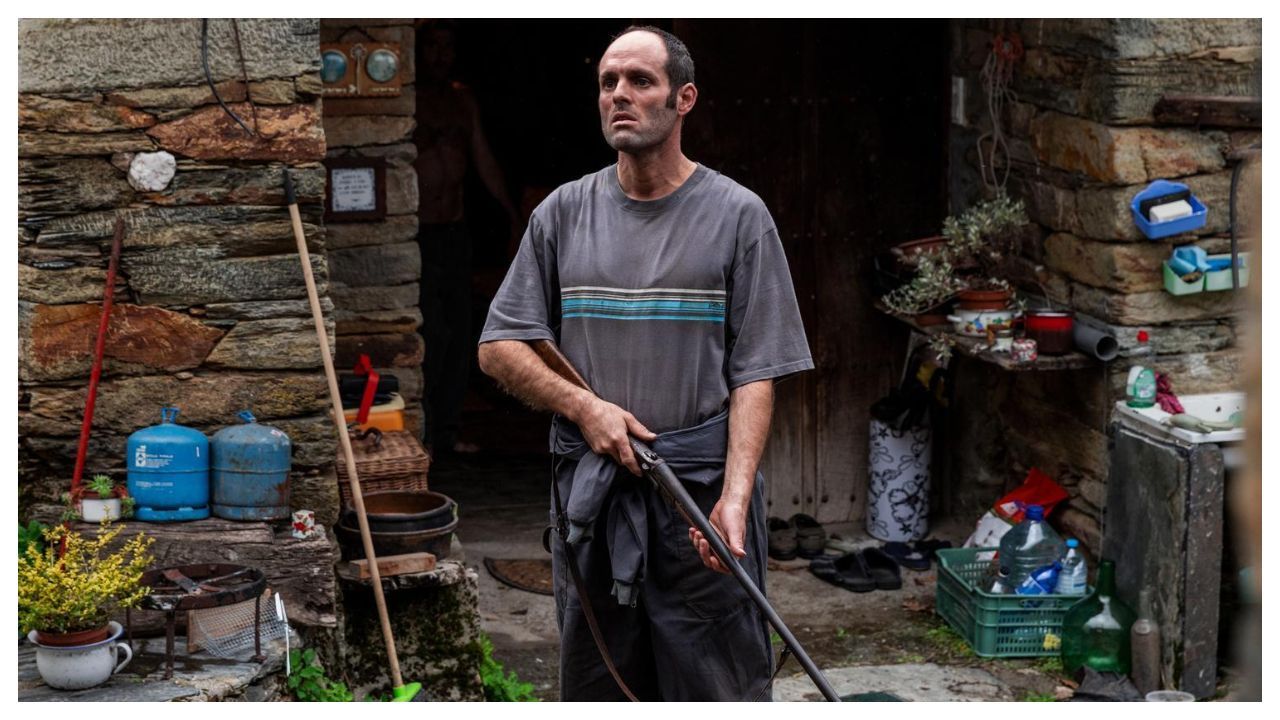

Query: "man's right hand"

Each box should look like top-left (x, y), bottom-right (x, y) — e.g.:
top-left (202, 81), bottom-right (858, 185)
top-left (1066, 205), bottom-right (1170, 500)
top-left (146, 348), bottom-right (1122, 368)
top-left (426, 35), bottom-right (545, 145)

top-left (575, 397), bottom-right (657, 476)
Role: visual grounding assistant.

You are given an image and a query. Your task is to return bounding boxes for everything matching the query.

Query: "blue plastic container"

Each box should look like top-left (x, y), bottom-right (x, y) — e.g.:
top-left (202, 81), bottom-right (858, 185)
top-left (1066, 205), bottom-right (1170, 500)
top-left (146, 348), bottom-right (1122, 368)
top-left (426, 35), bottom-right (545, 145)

top-left (210, 411), bottom-right (292, 521)
top-left (1130, 180), bottom-right (1207, 240)
top-left (127, 407), bottom-right (210, 521)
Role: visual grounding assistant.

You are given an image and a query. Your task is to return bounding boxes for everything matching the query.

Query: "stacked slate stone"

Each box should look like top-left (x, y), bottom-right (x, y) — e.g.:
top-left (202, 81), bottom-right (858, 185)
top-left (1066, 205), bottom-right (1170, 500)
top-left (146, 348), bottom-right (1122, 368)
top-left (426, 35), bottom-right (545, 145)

top-left (17, 19), bottom-right (341, 532)
top-left (319, 20), bottom-right (426, 441)
top-left (946, 19), bottom-right (1260, 549)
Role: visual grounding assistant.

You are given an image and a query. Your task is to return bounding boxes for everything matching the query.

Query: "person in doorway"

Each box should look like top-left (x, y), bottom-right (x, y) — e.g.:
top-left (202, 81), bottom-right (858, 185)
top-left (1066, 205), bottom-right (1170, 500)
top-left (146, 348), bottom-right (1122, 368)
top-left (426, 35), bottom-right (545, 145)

top-left (476, 26), bottom-right (813, 701)
top-left (415, 19), bottom-right (520, 458)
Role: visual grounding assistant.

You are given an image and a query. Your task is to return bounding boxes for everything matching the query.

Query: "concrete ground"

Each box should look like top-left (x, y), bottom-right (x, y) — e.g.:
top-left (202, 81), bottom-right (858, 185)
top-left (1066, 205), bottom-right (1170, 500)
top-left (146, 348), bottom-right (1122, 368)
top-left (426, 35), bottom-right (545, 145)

top-left (430, 401), bottom-right (1068, 702)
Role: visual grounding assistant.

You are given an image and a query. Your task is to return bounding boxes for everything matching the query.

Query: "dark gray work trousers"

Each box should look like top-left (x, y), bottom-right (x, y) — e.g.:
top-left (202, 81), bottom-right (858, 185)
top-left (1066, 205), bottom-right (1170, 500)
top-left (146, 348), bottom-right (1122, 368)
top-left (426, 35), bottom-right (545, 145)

top-left (549, 458), bottom-right (775, 701)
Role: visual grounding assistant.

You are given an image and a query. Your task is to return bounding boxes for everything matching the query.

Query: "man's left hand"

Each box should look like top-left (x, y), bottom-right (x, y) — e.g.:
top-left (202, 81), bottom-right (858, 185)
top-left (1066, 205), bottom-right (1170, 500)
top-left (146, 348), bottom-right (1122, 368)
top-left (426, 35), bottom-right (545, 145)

top-left (688, 493), bottom-right (749, 575)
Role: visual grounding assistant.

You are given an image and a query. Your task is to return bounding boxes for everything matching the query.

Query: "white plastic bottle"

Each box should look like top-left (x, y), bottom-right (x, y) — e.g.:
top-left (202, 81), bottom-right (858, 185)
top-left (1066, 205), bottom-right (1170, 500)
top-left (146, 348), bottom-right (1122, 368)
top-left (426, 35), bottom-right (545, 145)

top-left (1053, 538), bottom-right (1088, 595)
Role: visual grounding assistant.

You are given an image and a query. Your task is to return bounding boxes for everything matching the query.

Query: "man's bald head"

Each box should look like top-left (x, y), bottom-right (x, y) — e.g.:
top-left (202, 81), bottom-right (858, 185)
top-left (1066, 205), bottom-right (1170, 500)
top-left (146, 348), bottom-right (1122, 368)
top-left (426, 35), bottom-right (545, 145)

top-left (605, 25), bottom-right (695, 108)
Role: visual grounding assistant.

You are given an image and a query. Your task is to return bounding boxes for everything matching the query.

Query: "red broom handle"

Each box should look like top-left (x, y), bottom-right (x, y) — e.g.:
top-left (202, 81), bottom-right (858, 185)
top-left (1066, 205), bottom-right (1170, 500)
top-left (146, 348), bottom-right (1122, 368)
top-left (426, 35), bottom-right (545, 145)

top-left (70, 217), bottom-right (125, 493)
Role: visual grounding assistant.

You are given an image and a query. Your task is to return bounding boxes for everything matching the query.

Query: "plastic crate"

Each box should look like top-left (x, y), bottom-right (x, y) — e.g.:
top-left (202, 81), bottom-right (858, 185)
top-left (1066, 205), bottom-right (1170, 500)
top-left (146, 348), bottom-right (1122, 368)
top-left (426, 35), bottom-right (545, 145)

top-left (935, 547), bottom-right (1088, 658)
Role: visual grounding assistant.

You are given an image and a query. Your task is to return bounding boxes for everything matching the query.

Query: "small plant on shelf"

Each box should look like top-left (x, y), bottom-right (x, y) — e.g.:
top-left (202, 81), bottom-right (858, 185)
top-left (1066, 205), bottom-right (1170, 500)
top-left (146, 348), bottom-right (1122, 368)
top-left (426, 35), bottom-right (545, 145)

top-left (74, 474), bottom-right (133, 522)
top-left (882, 193), bottom-right (1029, 315)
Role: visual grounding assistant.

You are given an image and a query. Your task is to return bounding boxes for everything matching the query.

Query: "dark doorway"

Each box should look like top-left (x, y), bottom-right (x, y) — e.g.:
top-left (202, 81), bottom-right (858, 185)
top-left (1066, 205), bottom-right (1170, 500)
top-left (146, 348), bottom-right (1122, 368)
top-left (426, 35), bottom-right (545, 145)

top-left (430, 20), bottom-right (950, 523)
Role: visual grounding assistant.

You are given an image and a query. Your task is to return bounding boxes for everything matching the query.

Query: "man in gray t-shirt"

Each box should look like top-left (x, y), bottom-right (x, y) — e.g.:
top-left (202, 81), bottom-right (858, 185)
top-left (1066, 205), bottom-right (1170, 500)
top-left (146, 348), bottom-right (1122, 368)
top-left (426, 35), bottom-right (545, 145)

top-left (478, 26), bottom-right (812, 701)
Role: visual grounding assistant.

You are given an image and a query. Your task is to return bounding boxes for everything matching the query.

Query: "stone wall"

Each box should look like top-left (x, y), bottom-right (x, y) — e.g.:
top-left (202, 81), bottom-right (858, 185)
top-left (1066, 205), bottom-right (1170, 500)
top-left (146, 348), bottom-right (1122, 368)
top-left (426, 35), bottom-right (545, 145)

top-left (318, 20), bottom-right (425, 440)
top-left (946, 19), bottom-right (1259, 551)
top-left (17, 19), bottom-right (341, 533)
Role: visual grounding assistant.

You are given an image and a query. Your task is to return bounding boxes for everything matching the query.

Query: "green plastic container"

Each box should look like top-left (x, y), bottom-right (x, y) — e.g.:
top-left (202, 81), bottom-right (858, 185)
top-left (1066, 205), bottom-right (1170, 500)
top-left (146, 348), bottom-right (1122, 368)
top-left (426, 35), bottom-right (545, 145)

top-left (935, 547), bottom-right (1088, 658)
top-left (1162, 262), bottom-right (1205, 295)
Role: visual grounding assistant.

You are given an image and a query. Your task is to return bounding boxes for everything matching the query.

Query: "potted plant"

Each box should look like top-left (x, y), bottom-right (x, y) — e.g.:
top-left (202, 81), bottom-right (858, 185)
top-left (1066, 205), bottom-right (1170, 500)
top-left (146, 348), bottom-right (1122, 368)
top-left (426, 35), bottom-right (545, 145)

top-left (881, 193), bottom-right (1028, 316)
top-left (19, 522), bottom-right (154, 689)
top-left (76, 474), bottom-right (133, 522)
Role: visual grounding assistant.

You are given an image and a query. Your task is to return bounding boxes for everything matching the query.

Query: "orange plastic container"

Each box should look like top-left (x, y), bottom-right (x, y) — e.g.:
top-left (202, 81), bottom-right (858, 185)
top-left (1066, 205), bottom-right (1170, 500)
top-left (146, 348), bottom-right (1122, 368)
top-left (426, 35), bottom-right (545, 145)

top-left (343, 393), bottom-right (406, 432)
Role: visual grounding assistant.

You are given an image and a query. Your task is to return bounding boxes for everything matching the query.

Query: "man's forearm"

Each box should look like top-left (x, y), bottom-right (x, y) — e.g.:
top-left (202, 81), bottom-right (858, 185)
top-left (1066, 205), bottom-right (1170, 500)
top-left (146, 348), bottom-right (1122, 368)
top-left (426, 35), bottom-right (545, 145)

top-left (477, 340), bottom-right (593, 422)
top-left (723, 379), bottom-right (774, 503)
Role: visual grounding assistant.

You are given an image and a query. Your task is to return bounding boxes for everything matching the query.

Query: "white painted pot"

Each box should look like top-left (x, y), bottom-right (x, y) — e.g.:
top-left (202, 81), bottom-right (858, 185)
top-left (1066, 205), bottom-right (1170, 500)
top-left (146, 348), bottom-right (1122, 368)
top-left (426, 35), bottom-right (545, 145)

top-left (80, 497), bottom-right (121, 522)
top-left (27, 621), bottom-right (132, 690)
top-left (946, 308), bottom-right (1016, 337)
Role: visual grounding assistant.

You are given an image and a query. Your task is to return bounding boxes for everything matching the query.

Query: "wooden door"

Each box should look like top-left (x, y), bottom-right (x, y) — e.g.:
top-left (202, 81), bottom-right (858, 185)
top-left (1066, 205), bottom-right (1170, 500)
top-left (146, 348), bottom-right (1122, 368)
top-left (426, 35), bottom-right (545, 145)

top-left (675, 20), bottom-right (949, 523)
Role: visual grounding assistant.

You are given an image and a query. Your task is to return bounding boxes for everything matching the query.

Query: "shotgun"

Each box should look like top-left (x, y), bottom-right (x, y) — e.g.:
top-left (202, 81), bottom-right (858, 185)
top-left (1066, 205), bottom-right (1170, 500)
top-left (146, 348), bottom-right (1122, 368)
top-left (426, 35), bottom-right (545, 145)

top-left (531, 339), bottom-right (841, 702)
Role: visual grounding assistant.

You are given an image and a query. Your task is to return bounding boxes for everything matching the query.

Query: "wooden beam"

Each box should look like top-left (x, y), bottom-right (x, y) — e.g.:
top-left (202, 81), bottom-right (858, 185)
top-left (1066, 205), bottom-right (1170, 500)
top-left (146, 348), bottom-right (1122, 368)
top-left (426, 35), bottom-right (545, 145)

top-left (1154, 95), bottom-right (1262, 128)
top-left (337, 552), bottom-right (437, 580)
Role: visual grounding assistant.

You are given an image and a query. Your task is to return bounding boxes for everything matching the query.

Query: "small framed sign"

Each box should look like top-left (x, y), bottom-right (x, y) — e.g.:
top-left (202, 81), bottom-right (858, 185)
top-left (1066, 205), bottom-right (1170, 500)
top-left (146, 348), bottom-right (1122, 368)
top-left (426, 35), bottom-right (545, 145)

top-left (324, 157), bottom-right (387, 222)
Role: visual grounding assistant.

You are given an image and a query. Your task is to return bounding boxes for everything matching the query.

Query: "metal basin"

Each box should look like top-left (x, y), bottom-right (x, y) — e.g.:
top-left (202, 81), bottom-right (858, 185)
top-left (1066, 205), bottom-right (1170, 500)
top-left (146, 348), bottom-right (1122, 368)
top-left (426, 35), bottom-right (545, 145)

top-left (340, 490), bottom-right (457, 534)
top-left (334, 514), bottom-right (457, 561)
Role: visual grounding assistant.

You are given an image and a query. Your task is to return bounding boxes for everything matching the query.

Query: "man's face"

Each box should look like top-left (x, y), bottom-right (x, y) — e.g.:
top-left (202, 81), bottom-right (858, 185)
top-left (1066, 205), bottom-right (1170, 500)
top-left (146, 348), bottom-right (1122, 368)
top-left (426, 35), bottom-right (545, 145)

top-left (597, 32), bottom-right (680, 153)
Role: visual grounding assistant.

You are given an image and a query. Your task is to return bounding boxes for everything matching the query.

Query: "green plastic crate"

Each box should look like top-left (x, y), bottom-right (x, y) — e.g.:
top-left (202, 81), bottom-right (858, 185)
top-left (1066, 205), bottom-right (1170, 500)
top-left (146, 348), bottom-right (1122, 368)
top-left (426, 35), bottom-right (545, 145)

top-left (935, 546), bottom-right (1088, 658)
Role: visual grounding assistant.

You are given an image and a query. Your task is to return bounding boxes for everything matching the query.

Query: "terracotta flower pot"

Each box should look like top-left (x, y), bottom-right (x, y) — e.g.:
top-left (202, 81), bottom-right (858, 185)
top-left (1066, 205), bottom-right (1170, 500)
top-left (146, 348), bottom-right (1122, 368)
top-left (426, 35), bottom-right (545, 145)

top-left (956, 287), bottom-right (1013, 311)
top-left (34, 624), bottom-right (112, 647)
top-left (890, 236), bottom-right (949, 270)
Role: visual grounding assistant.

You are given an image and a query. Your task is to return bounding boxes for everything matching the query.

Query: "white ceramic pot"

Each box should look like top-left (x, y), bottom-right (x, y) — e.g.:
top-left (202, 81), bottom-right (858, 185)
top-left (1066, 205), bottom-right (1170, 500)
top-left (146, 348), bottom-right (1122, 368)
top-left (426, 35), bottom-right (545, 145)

top-left (27, 621), bottom-right (132, 690)
top-left (80, 497), bottom-right (121, 522)
top-left (946, 308), bottom-right (1016, 337)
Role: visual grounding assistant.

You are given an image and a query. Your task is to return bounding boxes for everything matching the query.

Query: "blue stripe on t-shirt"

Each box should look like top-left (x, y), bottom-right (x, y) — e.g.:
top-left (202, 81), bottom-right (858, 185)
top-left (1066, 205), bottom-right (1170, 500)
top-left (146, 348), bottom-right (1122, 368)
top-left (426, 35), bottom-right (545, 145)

top-left (561, 289), bottom-right (726, 324)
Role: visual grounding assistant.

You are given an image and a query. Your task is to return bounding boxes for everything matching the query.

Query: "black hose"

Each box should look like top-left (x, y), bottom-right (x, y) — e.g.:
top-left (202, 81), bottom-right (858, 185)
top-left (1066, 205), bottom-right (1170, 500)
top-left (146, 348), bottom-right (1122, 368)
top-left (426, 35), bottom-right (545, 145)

top-left (1230, 156), bottom-right (1241, 290)
top-left (201, 19), bottom-right (256, 137)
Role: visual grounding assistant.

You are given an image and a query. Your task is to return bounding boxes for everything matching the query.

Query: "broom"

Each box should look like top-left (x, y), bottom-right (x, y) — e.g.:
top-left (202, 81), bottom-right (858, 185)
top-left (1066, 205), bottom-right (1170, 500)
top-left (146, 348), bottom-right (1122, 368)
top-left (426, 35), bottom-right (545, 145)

top-left (283, 169), bottom-right (422, 702)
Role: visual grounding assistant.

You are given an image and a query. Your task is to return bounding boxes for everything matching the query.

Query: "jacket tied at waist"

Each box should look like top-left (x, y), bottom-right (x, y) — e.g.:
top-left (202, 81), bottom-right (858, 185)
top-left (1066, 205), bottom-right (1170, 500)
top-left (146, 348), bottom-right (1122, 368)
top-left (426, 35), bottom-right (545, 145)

top-left (550, 409), bottom-right (730, 606)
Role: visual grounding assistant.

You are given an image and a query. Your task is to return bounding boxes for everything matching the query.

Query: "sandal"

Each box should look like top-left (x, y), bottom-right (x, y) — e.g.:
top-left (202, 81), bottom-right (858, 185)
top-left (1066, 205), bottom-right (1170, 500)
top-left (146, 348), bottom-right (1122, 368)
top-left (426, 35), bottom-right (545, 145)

top-left (810, 552), bottom-right (875, 593)
top-left (861, 547), bottom-right (903, 590)
top-left (881, 541), bottom-right (931, 571)
top-left (913, 538), bottom-right (953, 561)
top-left (790, 513), bottom-right (827, 559)
top-left (767, 517), bottom-right (799, 561)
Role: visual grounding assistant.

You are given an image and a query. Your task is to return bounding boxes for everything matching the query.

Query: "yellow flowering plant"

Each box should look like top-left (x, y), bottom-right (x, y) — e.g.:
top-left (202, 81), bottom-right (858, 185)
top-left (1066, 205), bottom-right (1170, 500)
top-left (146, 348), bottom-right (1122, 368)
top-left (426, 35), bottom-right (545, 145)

top-left (18, 522), bottom-right (154, 635)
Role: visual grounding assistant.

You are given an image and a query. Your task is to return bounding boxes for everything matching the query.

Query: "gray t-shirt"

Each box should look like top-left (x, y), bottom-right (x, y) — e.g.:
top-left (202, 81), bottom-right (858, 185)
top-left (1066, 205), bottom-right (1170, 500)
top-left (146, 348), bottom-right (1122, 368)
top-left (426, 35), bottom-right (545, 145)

top-left (479, 163), bottom-right (814, 433)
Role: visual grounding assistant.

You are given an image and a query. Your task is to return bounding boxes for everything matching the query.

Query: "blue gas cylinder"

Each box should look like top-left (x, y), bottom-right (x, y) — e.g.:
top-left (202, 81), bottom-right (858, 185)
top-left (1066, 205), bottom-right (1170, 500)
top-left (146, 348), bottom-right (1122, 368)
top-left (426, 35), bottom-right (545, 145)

top-left (210, 411), bottom-right (292, 521)
top-left (127, 407), bottom-right (210, 521)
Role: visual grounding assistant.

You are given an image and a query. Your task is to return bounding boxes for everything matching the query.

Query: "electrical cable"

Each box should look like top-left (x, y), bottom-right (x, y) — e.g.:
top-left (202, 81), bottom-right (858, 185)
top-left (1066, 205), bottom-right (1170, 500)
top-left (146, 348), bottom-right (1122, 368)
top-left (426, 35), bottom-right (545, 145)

top-left (202, 18), bottom-right (257, 137)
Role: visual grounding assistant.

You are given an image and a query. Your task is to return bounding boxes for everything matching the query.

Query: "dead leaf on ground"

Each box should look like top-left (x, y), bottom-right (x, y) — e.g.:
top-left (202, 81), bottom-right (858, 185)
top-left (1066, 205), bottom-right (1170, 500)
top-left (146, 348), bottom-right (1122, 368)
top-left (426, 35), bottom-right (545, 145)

top-left (902, 597), bottom-right (933, 612)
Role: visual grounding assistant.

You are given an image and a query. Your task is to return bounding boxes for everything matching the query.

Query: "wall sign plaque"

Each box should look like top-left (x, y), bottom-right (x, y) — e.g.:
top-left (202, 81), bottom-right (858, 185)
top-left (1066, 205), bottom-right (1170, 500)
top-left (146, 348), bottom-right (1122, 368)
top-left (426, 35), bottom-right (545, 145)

top-left (324, 157), bottom-right (387, 222)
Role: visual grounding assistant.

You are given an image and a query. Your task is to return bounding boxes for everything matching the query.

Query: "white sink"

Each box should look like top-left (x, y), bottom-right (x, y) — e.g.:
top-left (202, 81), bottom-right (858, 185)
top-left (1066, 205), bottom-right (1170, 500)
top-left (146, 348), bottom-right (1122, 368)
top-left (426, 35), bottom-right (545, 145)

top-left (1114, 392), bottom-right (1246, 445)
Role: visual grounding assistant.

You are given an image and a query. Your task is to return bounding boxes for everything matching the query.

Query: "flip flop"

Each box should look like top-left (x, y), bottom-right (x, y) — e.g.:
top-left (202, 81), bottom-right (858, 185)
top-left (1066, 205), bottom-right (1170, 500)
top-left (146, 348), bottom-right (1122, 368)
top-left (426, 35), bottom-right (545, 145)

top-left (881, 541), bottom-right (931, 571)
top-left (768, 516), bottom-right (799, 561)
top-left (861, 547), bottom-right (903, 590)
top-left (810, 552), bottom-right (875, 593)
top-left (913, 538), bottom-right (953, 560)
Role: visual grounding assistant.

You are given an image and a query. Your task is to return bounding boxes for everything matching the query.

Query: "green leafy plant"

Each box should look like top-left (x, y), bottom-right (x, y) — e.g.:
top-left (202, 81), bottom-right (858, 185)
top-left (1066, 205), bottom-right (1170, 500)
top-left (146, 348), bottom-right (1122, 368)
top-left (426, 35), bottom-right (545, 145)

top-left (287, 648), bottom-right (354, 702)
top-left (478, 633), bottom-right (538, 702)
top-left (882, 193), bottom-right (1028, 314)
top-left (18, 520), bottom-right (47, 557)
top-left (1019, 691), bottom-right (1058, 702)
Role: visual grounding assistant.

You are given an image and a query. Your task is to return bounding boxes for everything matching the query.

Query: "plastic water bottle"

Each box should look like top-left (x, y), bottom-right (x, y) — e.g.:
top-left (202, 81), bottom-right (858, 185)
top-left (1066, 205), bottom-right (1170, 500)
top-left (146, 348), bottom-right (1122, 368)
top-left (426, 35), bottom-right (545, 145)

top-left (1054, 538), bottom-right (1089, 595)
top-left (998, 505), bottom-right (1065, 591)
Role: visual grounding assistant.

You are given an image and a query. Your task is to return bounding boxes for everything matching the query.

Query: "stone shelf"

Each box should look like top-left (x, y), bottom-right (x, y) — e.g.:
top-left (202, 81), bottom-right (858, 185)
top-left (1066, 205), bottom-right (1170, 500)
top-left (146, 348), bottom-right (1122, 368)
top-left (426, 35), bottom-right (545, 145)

top-left (19, 635), bottom-right (289, 702)
top-left (876, 303), bottom-right (1097, 372)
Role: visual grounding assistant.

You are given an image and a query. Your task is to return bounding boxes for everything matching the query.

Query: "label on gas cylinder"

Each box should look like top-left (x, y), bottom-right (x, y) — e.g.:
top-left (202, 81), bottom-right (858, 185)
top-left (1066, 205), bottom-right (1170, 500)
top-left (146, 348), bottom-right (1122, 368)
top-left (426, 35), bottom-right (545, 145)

top-left (133, 444), bottom-right (176, 470)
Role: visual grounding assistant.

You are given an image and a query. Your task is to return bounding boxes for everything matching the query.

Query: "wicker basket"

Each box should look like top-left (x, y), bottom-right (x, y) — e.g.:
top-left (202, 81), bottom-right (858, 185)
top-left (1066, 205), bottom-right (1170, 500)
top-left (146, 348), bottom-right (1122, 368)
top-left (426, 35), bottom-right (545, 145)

top-left (335, 430), bottom-right (430, 507)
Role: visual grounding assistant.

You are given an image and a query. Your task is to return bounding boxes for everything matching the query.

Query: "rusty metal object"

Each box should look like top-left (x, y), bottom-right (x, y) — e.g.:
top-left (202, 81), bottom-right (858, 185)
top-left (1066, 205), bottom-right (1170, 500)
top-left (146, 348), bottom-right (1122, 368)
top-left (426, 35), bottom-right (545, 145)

top-left (127, 563), bottom-right (266, 679)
